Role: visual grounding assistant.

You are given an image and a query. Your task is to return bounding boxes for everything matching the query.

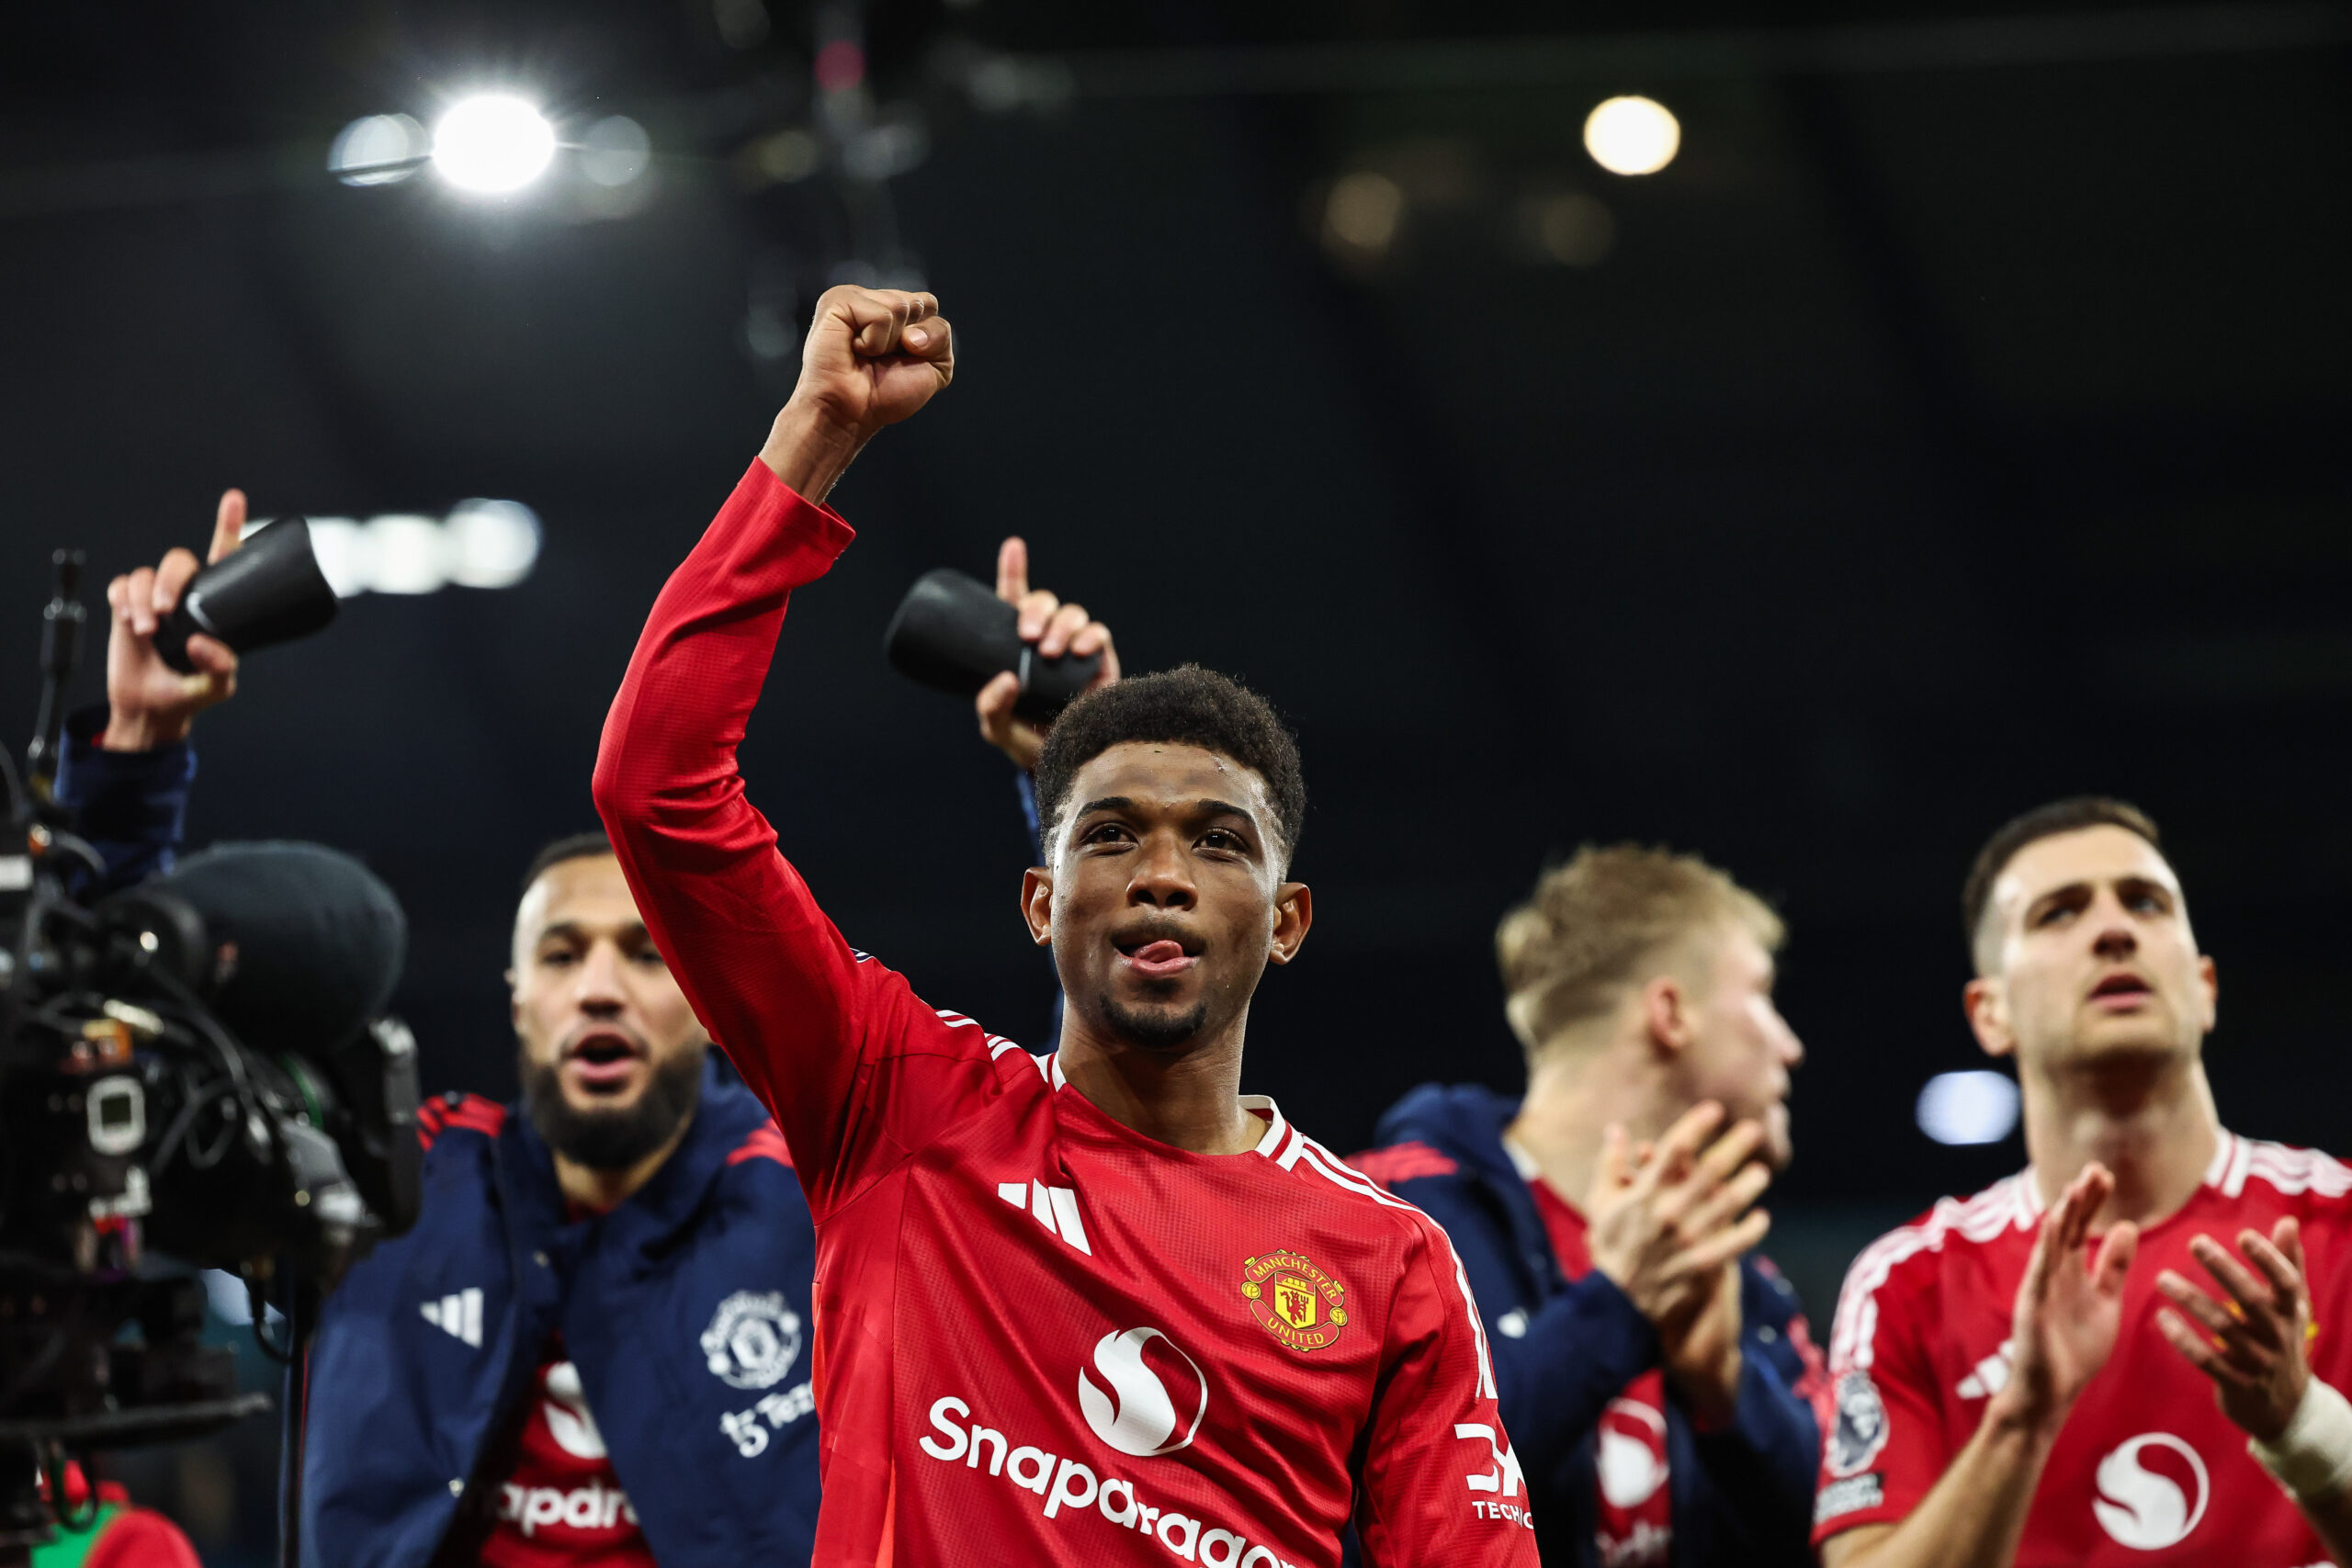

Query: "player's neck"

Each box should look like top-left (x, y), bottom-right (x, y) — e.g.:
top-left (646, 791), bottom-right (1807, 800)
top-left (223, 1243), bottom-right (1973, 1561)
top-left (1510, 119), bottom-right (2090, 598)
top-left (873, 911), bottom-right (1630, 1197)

top-left (1057, 1019), bottom-right (1264, 1156)
top-left (2021, 1051), bottom-right (2221, 1227)
top-left (553, 1118), bottom-right (691, 1213)
top-left (1508, 1038), bottom-right (1668, 1206)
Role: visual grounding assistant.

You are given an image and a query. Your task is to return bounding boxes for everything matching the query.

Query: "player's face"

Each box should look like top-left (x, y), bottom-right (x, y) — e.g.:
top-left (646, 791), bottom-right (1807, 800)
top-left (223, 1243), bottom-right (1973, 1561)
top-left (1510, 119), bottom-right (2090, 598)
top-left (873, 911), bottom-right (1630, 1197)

top-left (1675, 926), bottom-right (1804, 1169)
top-left (1037, 741), bottom-right (1309, 1055)
top-left (510, 855), bottom-right (709, 1117)
top-left (1970, 826), bottom-right (2216, 1071)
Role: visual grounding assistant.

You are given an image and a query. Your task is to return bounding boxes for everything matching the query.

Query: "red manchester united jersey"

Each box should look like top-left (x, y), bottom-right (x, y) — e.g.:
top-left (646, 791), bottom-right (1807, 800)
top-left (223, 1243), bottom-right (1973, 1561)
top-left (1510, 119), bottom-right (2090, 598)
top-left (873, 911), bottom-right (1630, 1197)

top-left (595, 461), bottom-right (1541, 1568)
top-left (1815, 1131), bottom-right (2352, 1566)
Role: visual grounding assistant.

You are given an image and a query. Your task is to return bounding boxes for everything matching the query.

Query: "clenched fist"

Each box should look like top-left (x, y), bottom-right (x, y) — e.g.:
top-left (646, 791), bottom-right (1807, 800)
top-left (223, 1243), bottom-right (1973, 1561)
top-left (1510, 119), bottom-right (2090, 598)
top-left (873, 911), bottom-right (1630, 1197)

top-left (760, 286), bottom-right (956, 502)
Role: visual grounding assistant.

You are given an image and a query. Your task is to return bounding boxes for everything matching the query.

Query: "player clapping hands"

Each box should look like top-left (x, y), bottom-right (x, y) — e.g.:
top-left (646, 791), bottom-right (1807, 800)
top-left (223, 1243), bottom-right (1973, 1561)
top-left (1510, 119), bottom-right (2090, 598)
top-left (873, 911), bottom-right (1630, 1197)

top-left (1586, 1102), bottom-right (1775, 1423)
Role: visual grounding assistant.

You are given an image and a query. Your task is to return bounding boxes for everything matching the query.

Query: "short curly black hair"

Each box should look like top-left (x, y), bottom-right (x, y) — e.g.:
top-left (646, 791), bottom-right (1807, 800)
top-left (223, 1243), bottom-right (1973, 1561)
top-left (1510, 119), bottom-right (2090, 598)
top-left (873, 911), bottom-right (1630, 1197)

top-left (1034, 665), bottom-right (1306, 869)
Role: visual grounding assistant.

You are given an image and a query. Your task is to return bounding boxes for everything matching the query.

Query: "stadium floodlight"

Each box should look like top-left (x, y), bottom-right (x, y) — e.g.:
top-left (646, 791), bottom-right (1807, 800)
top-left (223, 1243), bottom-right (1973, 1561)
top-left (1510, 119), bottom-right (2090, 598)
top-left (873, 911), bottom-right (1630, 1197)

top-left (1583, 96), bottom-right (1681, 176)
top-left (432, 96), bottom-right (557, 193)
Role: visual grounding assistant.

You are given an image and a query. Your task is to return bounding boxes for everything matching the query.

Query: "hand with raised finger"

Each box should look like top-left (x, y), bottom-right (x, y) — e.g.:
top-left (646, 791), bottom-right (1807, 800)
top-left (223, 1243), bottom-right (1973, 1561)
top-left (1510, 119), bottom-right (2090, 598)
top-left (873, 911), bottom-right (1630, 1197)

top-left (102, 489), bottom-right (246, 752)
top-left (2156, 1217), bottom-right (2313, 1442)
top-left (975, 535), bottom-right (1121, 772)
top-left (1991, 1163), bottom-right (2136, 1437)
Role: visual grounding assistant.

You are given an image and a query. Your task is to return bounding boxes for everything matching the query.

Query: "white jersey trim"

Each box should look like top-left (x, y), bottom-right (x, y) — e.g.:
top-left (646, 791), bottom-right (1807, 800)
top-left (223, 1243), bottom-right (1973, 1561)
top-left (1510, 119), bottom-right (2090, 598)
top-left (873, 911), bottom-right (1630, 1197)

top-left (2016, 1128), bottom-right (2244, 1220)
top-left (1828, 1177), bottom-right (2033, 1373)
top-left (1278, 1130), bottom-right (1502, 1403)
top-left (1241, 1095), bottom-right (1288, 1157)
top-left (2241, 1136), bottom-right (2352, 1199)
top-left (1835, 1129), bottom-right (2352, 1376)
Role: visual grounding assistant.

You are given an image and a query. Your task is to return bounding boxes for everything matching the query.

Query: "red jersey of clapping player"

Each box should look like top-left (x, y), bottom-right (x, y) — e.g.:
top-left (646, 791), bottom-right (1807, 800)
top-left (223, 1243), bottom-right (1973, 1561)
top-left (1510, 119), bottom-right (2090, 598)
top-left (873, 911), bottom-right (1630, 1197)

top-left (594, 460), bottom-right (1542, 1568)
top-left (480, 1334), bottom-right (652, 1568)
top-left (1815, 1132), bottom-right (2352, 1566)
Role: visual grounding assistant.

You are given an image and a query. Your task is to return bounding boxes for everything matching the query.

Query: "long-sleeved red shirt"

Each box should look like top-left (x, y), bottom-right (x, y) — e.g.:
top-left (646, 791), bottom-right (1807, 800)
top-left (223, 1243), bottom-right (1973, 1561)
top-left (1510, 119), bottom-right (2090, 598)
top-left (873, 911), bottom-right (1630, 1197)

top-left (594, 460), bottom-right (1540, 1568)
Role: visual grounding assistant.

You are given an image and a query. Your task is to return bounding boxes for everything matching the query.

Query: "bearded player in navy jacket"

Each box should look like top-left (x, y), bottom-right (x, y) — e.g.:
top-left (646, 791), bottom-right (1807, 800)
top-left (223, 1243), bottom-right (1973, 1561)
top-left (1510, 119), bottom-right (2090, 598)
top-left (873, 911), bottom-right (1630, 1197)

top-left (1352, 846), bottom-right (1824, 1568)
top-left (58, 496), bottom-right (1112, 1567)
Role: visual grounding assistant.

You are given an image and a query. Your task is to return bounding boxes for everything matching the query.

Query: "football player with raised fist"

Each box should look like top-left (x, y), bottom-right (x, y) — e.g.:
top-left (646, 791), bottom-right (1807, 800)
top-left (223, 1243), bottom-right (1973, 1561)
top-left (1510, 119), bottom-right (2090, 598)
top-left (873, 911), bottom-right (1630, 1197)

top-left (594, 286), bottom-right (1537, 1566)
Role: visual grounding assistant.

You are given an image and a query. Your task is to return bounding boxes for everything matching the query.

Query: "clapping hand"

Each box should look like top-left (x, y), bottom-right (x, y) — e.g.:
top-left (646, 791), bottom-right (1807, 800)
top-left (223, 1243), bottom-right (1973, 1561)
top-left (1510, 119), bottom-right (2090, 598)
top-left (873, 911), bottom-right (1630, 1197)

top-left (1990, 1163), bottom-right (2137, 1434)
top-left (2156, 1217), bottom-right (2312, 1442)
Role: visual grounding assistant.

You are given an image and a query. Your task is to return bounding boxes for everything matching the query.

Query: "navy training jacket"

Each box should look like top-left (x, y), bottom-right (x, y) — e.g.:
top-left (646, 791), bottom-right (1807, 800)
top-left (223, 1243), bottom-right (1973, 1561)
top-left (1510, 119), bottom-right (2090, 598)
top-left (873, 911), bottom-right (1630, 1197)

top-left (54, 711), bottom-right (822, 1568)
top-left (300, 1064), bottom-right (820, 1568)
top-left (1357, 1082), bottom-right (1825, 1568)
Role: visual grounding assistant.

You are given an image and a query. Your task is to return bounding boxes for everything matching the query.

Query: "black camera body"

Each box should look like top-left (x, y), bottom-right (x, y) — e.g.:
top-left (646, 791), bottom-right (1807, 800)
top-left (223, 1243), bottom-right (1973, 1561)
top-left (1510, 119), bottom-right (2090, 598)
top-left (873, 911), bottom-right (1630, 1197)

top-left (0, 547), bottom-right (413, 1557)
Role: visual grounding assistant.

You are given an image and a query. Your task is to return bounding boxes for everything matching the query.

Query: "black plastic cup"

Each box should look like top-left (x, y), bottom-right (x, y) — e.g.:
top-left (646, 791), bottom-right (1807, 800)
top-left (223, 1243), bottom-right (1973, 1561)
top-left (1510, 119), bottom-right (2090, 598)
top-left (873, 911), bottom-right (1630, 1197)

top-left (153, 517), bottom-right (341, 674)
top-left (883, 568), bottom-right (1102, 724)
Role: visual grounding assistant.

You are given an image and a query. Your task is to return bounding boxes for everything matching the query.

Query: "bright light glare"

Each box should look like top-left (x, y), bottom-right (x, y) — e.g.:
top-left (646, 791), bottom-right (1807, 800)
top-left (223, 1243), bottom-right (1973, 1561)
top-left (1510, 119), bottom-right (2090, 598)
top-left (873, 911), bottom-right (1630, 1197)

top-left (330, 115), bottom-right (427, 186)
top-left (296, 518), bottom-right (368, 597)
top-left (433, 96), bottom-right (557, 193)
top-left (271, 507), bottom-right (542, 598)
top-left (1916, 1071), bottom-right (2020, 1146)
top-left (582, 117), bottom-right (651, 187)
top-left (365, 515), bottom-right (449, 594)
top-left (445, 500), bottom-right (542, 587)
top-left (1584, 96), bottom-right (1680, 176)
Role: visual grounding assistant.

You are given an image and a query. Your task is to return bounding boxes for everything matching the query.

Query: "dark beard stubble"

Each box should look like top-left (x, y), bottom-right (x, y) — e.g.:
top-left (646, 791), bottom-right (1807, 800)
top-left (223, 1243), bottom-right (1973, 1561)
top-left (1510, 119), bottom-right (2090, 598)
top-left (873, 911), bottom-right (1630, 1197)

top-left (521, 1046), bottom-right (705, 1171)
top-left (1094, 991), bottom-right (1213, 1053)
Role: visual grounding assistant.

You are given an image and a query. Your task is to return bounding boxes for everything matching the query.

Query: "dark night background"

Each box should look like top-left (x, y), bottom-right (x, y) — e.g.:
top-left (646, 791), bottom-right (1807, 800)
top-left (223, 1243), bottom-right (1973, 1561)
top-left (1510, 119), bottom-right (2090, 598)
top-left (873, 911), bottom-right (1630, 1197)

top-left (3, 1), bottom-right (2347, 1558)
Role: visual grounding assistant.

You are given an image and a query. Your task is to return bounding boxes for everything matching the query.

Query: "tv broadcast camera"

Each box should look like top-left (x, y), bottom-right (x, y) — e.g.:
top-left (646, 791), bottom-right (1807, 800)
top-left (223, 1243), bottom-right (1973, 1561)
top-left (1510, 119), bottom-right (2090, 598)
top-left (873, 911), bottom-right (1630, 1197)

top-left (1, 538), bottom-right (420, 1563)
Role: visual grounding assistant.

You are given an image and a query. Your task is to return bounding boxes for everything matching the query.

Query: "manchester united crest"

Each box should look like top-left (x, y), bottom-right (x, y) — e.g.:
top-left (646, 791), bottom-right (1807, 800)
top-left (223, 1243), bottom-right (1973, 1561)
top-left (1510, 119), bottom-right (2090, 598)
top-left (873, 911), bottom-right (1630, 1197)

top-left (1240, 1249), bottom-right (1351, 1353)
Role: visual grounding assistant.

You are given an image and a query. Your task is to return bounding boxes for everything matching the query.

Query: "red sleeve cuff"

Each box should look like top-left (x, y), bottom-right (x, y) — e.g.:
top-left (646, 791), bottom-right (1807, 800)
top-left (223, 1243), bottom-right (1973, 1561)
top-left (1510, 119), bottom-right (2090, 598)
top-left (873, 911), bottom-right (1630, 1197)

top-left (729, 458), bottom-right (857, 561)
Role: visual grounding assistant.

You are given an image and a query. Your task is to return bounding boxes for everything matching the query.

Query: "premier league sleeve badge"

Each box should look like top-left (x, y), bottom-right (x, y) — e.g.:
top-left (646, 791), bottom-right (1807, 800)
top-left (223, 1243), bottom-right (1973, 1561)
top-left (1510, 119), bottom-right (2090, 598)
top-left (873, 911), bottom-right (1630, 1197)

top-left (1826, 1370), bottom-right (1891, 1477)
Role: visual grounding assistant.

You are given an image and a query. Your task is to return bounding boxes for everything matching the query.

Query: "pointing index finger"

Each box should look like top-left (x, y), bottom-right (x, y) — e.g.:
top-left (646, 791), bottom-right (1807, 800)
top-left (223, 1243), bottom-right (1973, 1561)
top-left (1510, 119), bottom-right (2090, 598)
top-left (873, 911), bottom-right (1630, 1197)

top-left (209, 488), bottom-right (247, 564)
top-left (996, 537), bottom-right (1029, 605)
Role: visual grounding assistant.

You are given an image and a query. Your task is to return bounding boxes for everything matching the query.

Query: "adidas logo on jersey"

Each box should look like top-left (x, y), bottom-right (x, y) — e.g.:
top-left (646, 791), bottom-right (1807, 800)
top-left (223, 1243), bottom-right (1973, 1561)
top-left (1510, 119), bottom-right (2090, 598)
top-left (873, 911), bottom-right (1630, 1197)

top-left (423, 1287), bottom-right (484, 1348)
top-left (1956, 1339), bottom-right (2014, 1400)
top-left (997, 1179), bottom-right (1091, 1255)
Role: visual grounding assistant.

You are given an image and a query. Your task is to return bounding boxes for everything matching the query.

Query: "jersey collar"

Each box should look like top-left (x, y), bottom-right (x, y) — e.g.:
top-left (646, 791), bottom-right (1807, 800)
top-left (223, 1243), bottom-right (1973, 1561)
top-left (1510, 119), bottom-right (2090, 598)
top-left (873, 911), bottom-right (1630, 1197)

top-left (1041, 1053), bottom-right (1291, 1159)
top-left (2015, 1127), bottom-right (2241, 1220)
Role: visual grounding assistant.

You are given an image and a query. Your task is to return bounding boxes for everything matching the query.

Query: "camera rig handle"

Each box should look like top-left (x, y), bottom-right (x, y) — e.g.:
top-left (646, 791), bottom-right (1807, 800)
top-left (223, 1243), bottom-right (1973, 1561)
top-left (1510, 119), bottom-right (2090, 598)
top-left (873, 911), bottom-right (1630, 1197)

top-left (22, 551), bottom-right (85, 803)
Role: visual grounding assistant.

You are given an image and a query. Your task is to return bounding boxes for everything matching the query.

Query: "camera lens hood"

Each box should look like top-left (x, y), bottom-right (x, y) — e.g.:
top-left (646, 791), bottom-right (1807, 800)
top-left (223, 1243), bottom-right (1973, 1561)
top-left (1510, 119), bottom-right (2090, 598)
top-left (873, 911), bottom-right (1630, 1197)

top-left (882, 568), bottom-right (1101, 725)
top-left (153, 517), bottom-right (340, 674)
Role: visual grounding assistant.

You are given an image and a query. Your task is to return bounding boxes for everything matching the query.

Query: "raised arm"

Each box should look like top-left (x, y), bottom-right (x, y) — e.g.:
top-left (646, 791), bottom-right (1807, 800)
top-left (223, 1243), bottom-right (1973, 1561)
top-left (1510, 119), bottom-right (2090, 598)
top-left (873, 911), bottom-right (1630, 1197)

top-left (593, 286), bottom-right (967, 1214)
